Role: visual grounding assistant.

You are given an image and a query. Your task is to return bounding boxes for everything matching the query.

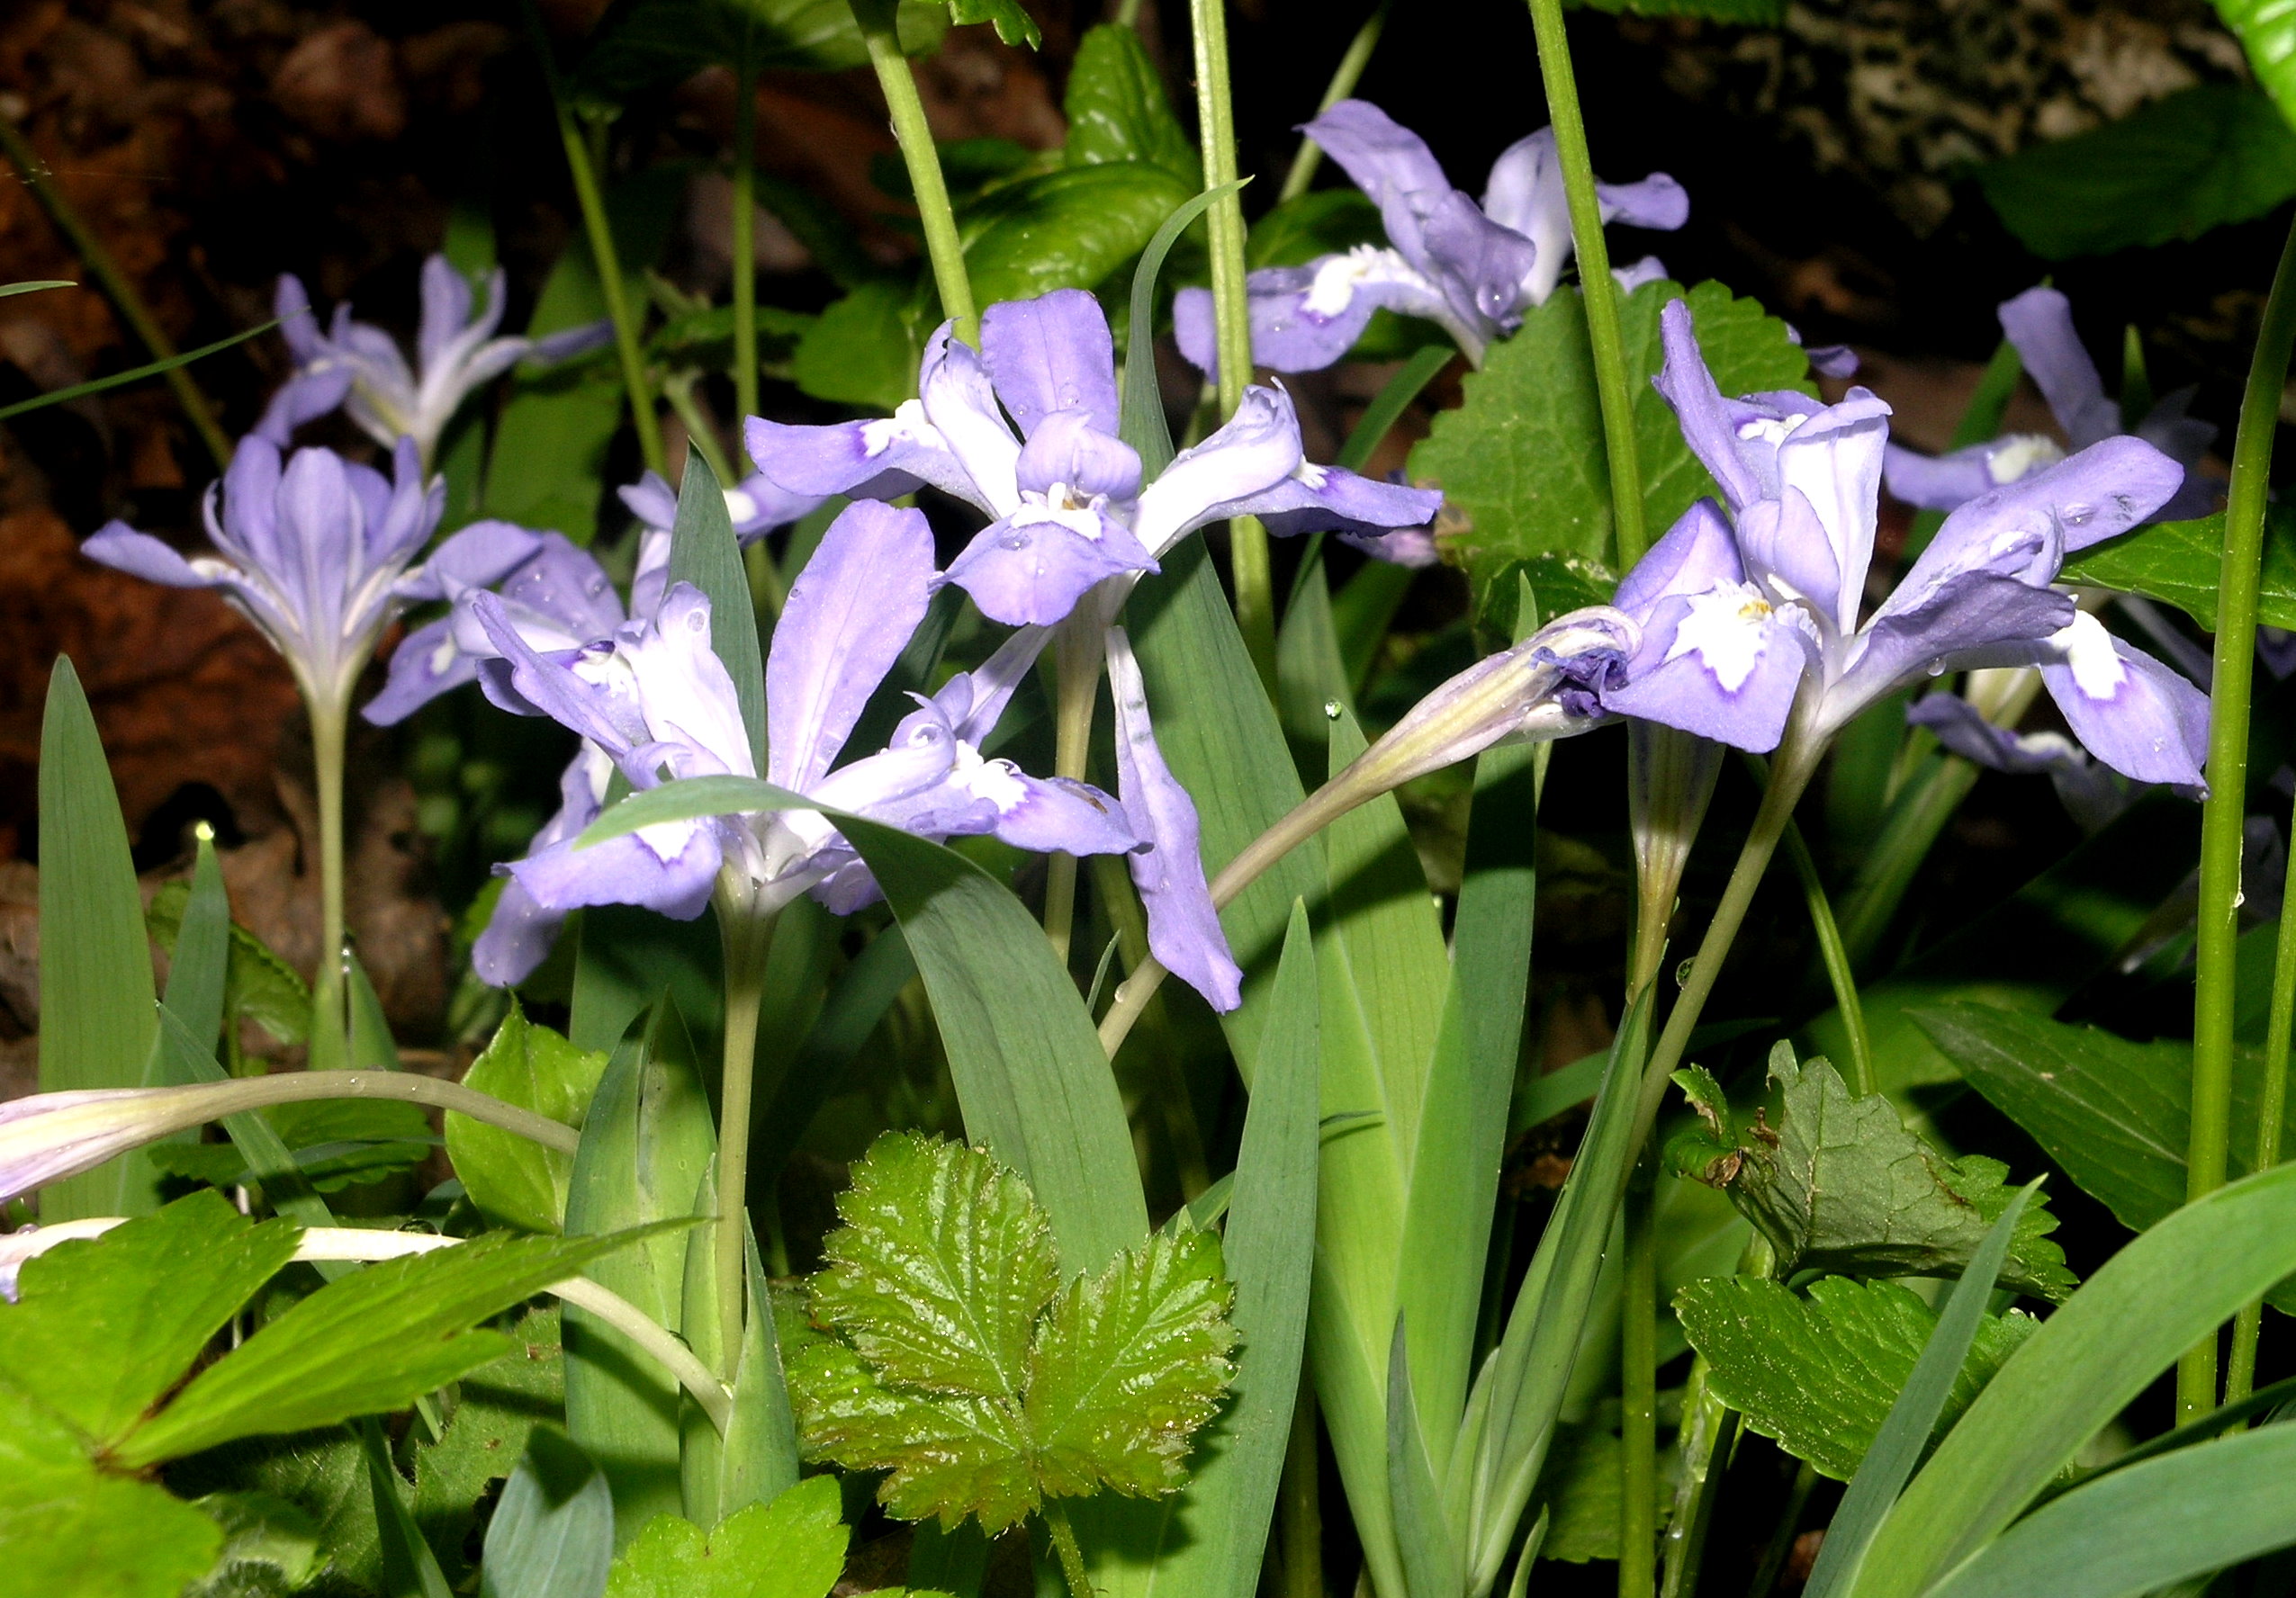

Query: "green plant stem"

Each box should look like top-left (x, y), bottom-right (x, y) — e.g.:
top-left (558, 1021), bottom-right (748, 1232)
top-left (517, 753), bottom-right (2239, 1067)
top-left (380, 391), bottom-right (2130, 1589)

top-left (308, 701), bottom-right (349, 1073)
top-left (2182, 208), bottom-right (2296, 1423)
top-left (2228, 785), bottom-right (2296, 1401)
top-left (1043, 607), bottom-right (1105, 963)
top-left (1045, 1504), bottom-right (1094, 1598)
top-left (715, 900), bottom-right (777, 1378)
top-left (856, 0), bottom-right (976, 345)
top-left (1659, 1359), bottom-right (1739, 1598)
top-left (732, 59), bottom-right (761, 435)
top-left (1189, 0), bottom-right (1276, 686)
top-left (1523, 0), bottom-right (1646, 566)
top-left (0, 112), bottom-right (232, 471)
top-left (1765, 784), bottom-right (1870, 1095)
top-left (1620, 1163), bottom-right (1660, 1598)
top-left (1278, 2), bottom-right (1390, 202)
top-left (1278, 1374), bottom-right (1324, 1598)
top-left (662, 371), bottom-right (735, 484)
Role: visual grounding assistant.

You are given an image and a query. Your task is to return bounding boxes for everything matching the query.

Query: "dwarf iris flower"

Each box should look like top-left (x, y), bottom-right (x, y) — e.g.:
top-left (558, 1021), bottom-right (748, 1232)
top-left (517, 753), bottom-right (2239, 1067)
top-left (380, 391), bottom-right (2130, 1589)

top-left (1173, 100), bottom-right (1686, 375)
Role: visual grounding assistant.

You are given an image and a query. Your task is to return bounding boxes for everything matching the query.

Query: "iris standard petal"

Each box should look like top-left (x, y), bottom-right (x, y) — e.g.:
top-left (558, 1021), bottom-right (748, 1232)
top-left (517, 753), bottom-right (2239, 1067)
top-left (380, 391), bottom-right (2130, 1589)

top-left (933, 624), bottom-right (1053, 748)
top-left (1652, 299), bottom-right (1765, 513)
top-left (1302, 99), bottom-right (1454, 270)
top-left (1616, 498), bottom-right (1746, 615)
top-left (417, 255), bottom-right (480, 373)
top-left (941, 504), bottom-right (1158, 627)
top-left (1014, 409), bottom-right (1143, 502)
top-left (1613, 256), bottom-right (1670, 294)
top-left (1106, 627), bottom-right (1243, 1012)
top-left (1774, 393), bottom-right (1891, 632)
top-left (1998, 286), bottom-right (2120, 449)
top-left (1132, 385), bottom-right (1305, 556)
top-left (767, 501), bottom-right (936, 793)
top-left (919, 324), bottom-right (1022, 516)
top-left (980, 289), bottom-right (1121, 438)
top-left (1734, 489), bottom-right (1844, 630)
top-left (1600, 586), bottom-right (1813, 752)
top-left (723, 471), bottom-right (826, 538)
top-left (622, 584), bottom-right (757, 779)
top-left (2037, 613), bottom-right (2211, 788)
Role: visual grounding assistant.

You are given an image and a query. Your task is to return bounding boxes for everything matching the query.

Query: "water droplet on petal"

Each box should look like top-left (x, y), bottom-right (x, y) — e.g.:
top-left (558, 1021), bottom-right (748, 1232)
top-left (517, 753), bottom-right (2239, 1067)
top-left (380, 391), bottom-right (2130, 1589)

top-left (2063, 503), bottom-right (2096, 527)
top-left (1926, 658), bottom-right (1947, 677)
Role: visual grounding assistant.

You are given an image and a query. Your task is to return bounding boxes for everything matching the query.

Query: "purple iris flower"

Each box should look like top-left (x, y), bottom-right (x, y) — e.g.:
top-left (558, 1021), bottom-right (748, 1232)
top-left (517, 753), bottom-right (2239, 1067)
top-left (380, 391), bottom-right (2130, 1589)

top-left (83, 435), bottom-right (536, 714)
top-left (259, 254), bottom-right (612, 467)
top-left (1597, 300), bottom-right (2210, 789)
top-left (743, 288), bottom-right (1443, 625)
top-left (461, 500), bottom-right (1140, 986)
top-left (1172, 102), bottom-right (1687, 375)
top-left (1884, 286), bottom-right (2219, 523)
top-left (1905, 690), bottom-right (2134, 830)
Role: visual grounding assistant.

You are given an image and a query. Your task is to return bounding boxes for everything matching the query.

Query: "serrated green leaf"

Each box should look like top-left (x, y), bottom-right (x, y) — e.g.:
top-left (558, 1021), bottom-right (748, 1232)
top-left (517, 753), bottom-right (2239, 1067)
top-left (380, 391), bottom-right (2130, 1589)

top-left (946, 0), bottom-right (1038, 47)
top-left (414, 1308), bottom-right (567, 1584)
top-left (0, 1191), bottom-right (301, 1446)
top-left (1026, 1226), bottom-right (1237, 1499)
top-left (1411, 278), bottom-right (1812, 612)
top-left (604, 1475), bottom-right (848, 1598)
top-left (170, 1428), bottom-right (383, 1594)
top-left (1974, 85), bottom-right (2296, 258)
top-left (1062, 24), bottom-right (1197, 186)
top-left (1674, 1275), bottom-right (2036, 1482)
top-left (450, 1003), bottom-right (609, 1234)
top-left (117, 1229), bottom-right (668, 1467)
top-left (188, 1491), bottom-right (327, 1598)
top-left (961, 163), bottom-right (1196, 308)
top-left (1245, 189), bottom-right (1383, 270)
top-left (1694, 1046), bottom-right (2075, 1300)
top-left (811, 1132), bottom-right (1058, 1402)
top-left (2057, 507), bottom-right (2296, 633)
top-left (791, 280), bottom-right (924, 412)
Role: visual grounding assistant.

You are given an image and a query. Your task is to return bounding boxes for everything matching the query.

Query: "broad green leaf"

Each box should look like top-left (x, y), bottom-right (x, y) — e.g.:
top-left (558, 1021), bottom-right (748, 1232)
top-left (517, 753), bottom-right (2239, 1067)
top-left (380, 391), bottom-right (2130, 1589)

top-left (189, 1490), bottom-right (326, 1598)
top-left (1246, 189), bottom-right (1383, 270)
top-left (570, 902), bottom-right (725, 1064)
top-left (2057, 507), bottom-right (2296, 633)
top-left (836, 818), bottom-right (1146, 1272)
top-left (149, 881), bottom-right (311, 1045)
top-left (162, 827), bottom-right (231, 1055)
top-left (563, 1003), bottom-right (719, 1540)
top-left (450, 1002), bottom-right (610, 1234)
top-left (810, 1132), bottom-right (1059, 1402)
top-left (170, 1427), bottom-right (382, 1593)
top-left (603, 1475), bottom-right (848, 1598)
top-left (37, 656), bottom-right (161, 1220)
top-left (1025, 1226), bottom-right (1236, 1498)
top-left (667, 453), bottom-right (765, 768)
top-left (791, 281), bottom-right (924, 412)
top-left (1410, 278), bottom-right (1811, 613)
top-left (1674, 1275), bottom-right (2035, 1482)
top-left (480, 1429), bottom-right (614, 1598)
top-left (575, 776), bottom-right (814, 847)
top-left (1973, 85), bottom-right (2296, 258)
top-left (2219, 0), bottom-right (2296, 134)
top-left (0, 1382), bottom-right (222, 1598)
top-left (1533, 1424), bottom-right (1628, 1563)
top-left (1062, 24), bottom-right (1197, 186)
top-left (716, 1227), bottom-right (801, 1519)
top-left (962, 163), bottom-right (1197, 308)
top-left (1845, 1164), bottom-right (2296, 1598)
top-left (1922, 1419), bottom-right (2296, 1598)
top-left (415, 1308), bottom-right (568, 1584)
top-left (117, 1228), bottom-right (668, 1467)
top-left (947, 0), bottom-right (1039, 47)
top-left (572, 0), bottom-right (948, 99)
top-left (1671, 1045), bottom-right (2075, 1300)
top-left (0, 1191), bottom-right (300, 1445)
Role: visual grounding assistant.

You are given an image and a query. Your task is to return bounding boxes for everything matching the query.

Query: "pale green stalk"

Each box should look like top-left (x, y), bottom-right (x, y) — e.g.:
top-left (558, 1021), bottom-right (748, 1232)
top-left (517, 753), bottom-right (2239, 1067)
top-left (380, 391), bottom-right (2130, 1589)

top-left (1046, 1504), bottom-right (1093, 1598)
top-left (1278, 3), bottom-right (1391, 203)
top-left (2183, 211), bottom-right (2296, 1423)
top-left (1278, 1377), bottom-right (1325, 1598)
top-left (1043, 606), bottom-right (1107, 962)
top-left (1523, 0), bottom-right (1647, 565)
top-left (854, 0), bottom-right (977, 345)
top-left (1188, 0), bottom-right (1276, 684)
top-left (1619, 1165), bottom-right (1659, 1598)
top-left (2228, 783), bottom-right (2296, 1402)
top-left (732, 60), bottom-right (761, 435)
top-left (0, 112), bottom-right (231, 471)
top-left (308, 700), bottom-right (350, 1073)
top-left (714, 893), bottom-right (778, 1377)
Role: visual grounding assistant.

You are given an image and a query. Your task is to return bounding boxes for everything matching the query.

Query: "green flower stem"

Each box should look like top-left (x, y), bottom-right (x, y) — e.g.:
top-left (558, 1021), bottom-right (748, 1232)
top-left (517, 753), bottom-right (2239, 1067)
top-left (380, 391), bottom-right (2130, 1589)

top-left (1278, 1), bottom-right (1391, 203)
top-left (2228, 781), bottom-right (2296, 1402)
top-left (732, 60), bottom-right (762, 436)
top-left (1619, 1162), bottom-right (1660, 1598)
top-left (1190, 0), bottom-right (1277, 685)
top-left (1046, 1503), bottom-right (1094, 1598)
top-left (855, 0), bottom-right (977, 346)
top-left (1278, 1375), bottom-right (1324, 1598)
top-left (714, 896), bottom-right (778, 1378)
top-left (0, 112), bottom-right (232, 472)
top-left (307, 699), bottom-right (350, 1073)
top-left (1782, 812), bottom-right (1869, 1094)
top-left (662, 370), bottom-right (736, 485)
top-left (1043, 605), bottom-right (1107, 963)
top-left (2182, 208), bottom-right (2296, 1423)
top-left (1523, 0), bottom-right (1647, 566)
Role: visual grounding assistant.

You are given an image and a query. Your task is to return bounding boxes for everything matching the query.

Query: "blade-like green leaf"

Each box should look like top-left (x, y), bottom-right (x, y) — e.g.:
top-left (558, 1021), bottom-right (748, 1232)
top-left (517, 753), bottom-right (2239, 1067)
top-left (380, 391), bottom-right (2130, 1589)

top-left (576, 776), bottom-right (815, 848)
top-left (1386, 1322), bottom-right (1463, 1598)
top-left (1024, 1225), bottom-right (1237, 1499)
top-left (1673, 1275), bottom-right (2036, 1482)
top-left (0, 318), bottom-right (280, 423)
top-left (117, 1226), bottom-right (674, 1467)
top-left (0, 279), bottom-right (74, 297)
top-left (962, 162), bottom-right (1196, 309)
top-left (37, 656), bottom-right (160, 1220)
top-left (0, 1191), bottom-right (300, 1445)
top-left (480, 1429), bottom-right (615, 1598)
top-left (666, 453), bottom-right (765, 770)
top-left (161, 827), bottom-right (231, 1055)
top-left (449, 1001), bottom-right (610, 1234)
top-left (1846, 1163), bottom-right (2296, 1598)
top-left (603, 1475), bottom-right (849, 1598)
top-left (148, 880), bottom-right (311, 1046)
top-left (1119, 181), bottom-right (1247, 474)
top-left (2057, 507), bottom-right (2296, 633)
top-left (716, 1228), bottom-right (801, 1519)
top-left (363, 1416), bottom-right (455, 1598)
top-left (1063, 23), bottom-right (1197, 185)
top-left (1922, 1417), bottom-right (2296, 1598)
top-left (1805, 1187), bottom-right (2038, 1598)
top-left (811, 1132), bottom-right (1058, 1403)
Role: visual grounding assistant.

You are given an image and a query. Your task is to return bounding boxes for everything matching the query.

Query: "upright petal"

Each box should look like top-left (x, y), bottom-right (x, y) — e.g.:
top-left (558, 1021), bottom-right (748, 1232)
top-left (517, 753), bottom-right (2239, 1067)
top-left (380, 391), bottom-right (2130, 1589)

top-left (2037, 612), bottom-right (2210, 788)
top-left (1420, 189), bottom-right (1541, 333)
top-left (1998, 287), bottom-right (2120, 449)
top-left (941, 504), bottom-right (1157, 627)
top-left (416, 255), bottom-right (480, 374)
top-left (624, 585), bottom-right (757, 780)
top-left (1652, 299), bottom-right (1764, 513)
top-left (1303, 99), bottom-right (1453, 271)
top-left (1616, 498), bottom-right (1745, 615)
top-left (1132, 385), bottom-right (1305, 556)
top-left (1106, 627), bottom-right (1242, 1012)
top-left (1613, 256), bottom-right (1670, 294)
top-left (274, 446), bottom-right (362, 658)
top-left (275, 273), bottom-right (330, 364)
top-left (767, 501), bottom-right (936, 793)
top-left (980, 290), bottom-right (1121, 438)
top-left (1773, 396), bottom-right (1890, 631)
top-left (1882, 435), bottom-right (2066, 512)
top-left (529, 321), bottom-right (615, 364)
top-left (920, 324), bottom-right (1022, 516)
top-left (1014, 410), bottom-right (1143, 502)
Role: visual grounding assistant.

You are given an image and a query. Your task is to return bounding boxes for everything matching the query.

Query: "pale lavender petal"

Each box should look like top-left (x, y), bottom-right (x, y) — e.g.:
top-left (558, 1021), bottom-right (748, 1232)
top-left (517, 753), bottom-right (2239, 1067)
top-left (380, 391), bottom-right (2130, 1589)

top-left (397, 518), bottom-right (544, 601)
top-left (1599, 588), bottom-right (1813, 751)
top-left (472, 878), bottom-right (565, 987)
top-left (1652, 299), bottom-right (1764, 513)
top-left (529, 320), bottom-right (615, 364)
top-left (1883, 441), bottom-right (2009, 511)
top-left (1480, 128), bottom-right (1560, 241)
top-left (933, 625), bottom-right (1053, 747)
top-left (941, 505), bottom-right (1158, 627)
top-left (1014, 409), bottom-right (1142, 502)
top-left (1774, 391), bottom-right (1890, 633)
top-left (617, 471), bottom-right (681, 533)
top-left (82, 525), bottom-right (216, 588)
top-left (725, 471), bottom-right (825, 539)
top-left (980, 289), bottom-right (1121, 438)
top-left (1420, 188), bottom-right (1539, 334)
top-left (1337, 525), bottom-right (1439, 566)
top-left (1616, 498), bottom-right (1744, 615)
top-left (743, 408), bottom-right (982, 510)
top-left (369, 437), bottom-right (446, 569)
top-left (417, 256), bottom-right (479, 373)
top-left (1906, 692), bottom-right (2082, 776)
top-left (1303, 99), bottom-right (1453, 271)
top-left (1598, 172), bottom-right (1689, 231)
top-left (1613, 256), bottom-right (1670, 294)
top-left (1133, 384), bottom-right (1304, 556)
top-left (364, 616), bottom-right (474, 725)
top-left (2038, 613), bottom-right (2210, 788)
top-left (805, 703), bottom-right (962, 819)
top-left (1998, 286), bottom-right (2120, 449)
top-left (492, 533), bottom-right (626, 642)
top-left (1804, 344), bottom-right (1859, 380)
top-left (1831, 572), bottom-right (2076, 725)
top-left (275, 273), bottom-right (329, 364)
top-left (211, 435), bottom-right (285, 574)
top-left (1221, 461), bottom-right (1444, 543)
top-left (1735, 488), bottom-right (1843, 629)
top-left (275, 447), bottom-right (360, 648)
top-left (920, 323), bottom-right (1022, 515)
top-left (507, 825), bottom-right (724, 920)
top-left (767, 501), bottom-right (936, 793)
top-left (622, 584), bottom-right (756, 780)
top-left (1106, 626), bottom-right (1242, 1012)
top-left (255, 366), bottom-right (355, 445)
top-left (983, 771), bottom-right (1137, 856)
top-left (468, 593), bottom-right (649, 755)
top-left (1175, 254), bottom-right (1455, 379)
top-left (629, 527), bottom-right (672, 624)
